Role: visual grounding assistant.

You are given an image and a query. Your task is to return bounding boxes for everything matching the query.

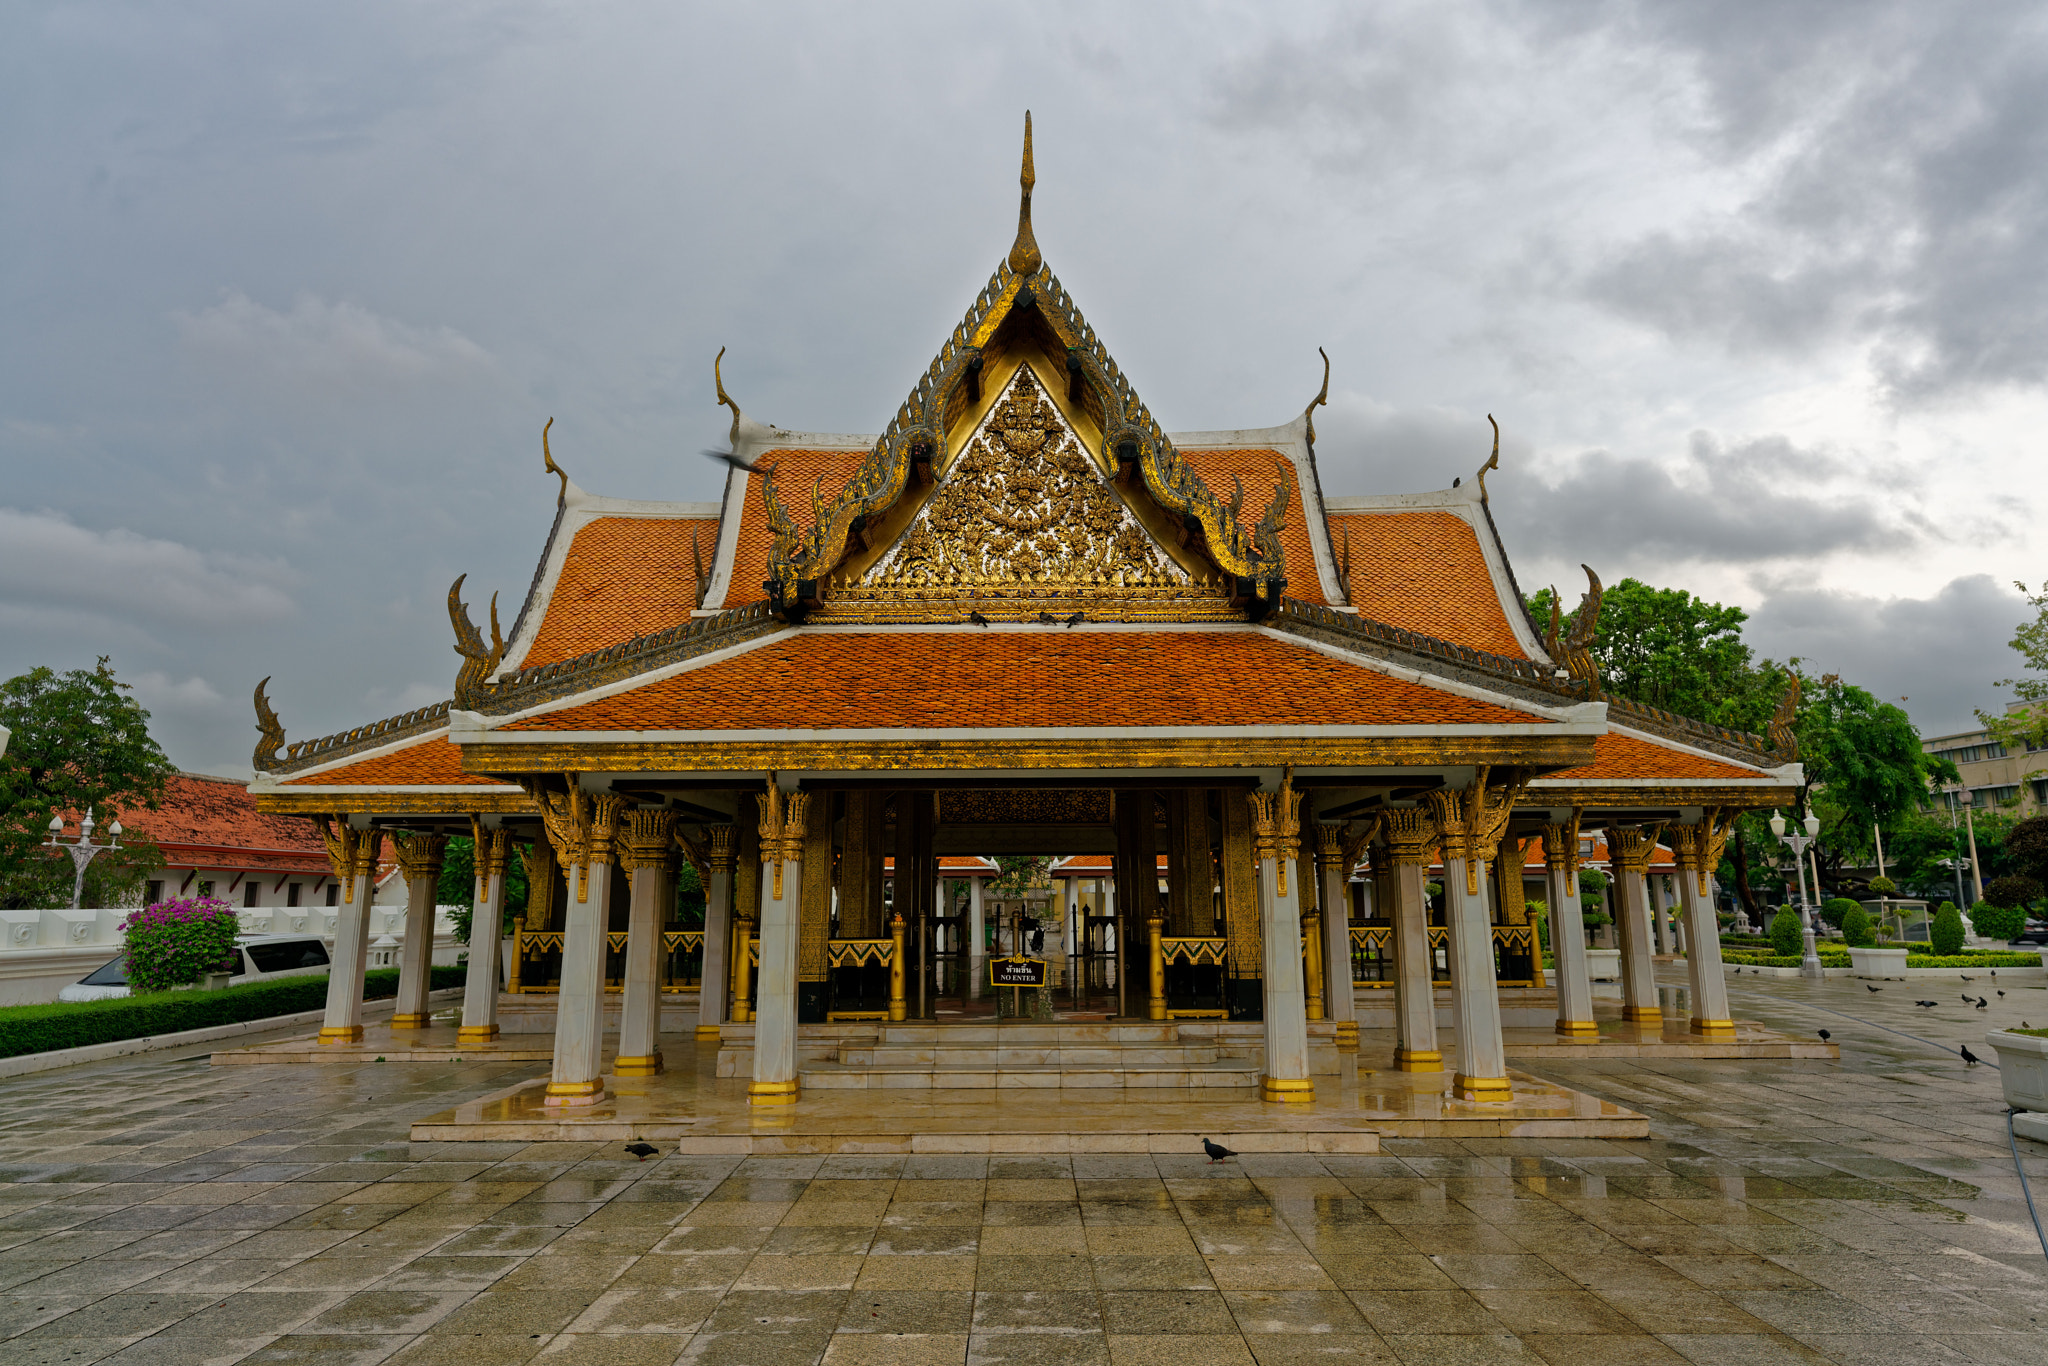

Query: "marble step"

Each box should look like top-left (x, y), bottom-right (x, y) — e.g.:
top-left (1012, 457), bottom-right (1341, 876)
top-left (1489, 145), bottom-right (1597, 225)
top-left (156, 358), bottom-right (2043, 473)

top-left (799, 1060), bottom-right (1262, 1090)
top-left (838, 1044), bottom-right (1227, 1067)
top-left (870, 1023), bottom-right (1190, 1045)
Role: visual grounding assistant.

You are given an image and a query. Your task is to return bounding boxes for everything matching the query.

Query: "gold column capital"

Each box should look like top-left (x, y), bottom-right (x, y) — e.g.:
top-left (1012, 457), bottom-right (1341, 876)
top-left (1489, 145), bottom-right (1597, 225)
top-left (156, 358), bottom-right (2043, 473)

top-left (1607, 822), bottom-right (1666, 875)
top-left (1541, 810), bottom-right (1583, 874)
top-left (316, 817), bottom-right (362, 902)
top-left (1423, 765), bottom-right (1528, 894)
top-left (619, 809), bottom-right (678, 872)
top-left (705, 824), bottom-right (738, 871)
top-left (1667, 808), bottom-right (1733, 895)
top-left (588, 794), bottom-right (629, 866)
top-left (757, 777), bottom-right (809, 899)
top-left (1248, 766), bottom-right (1303, 895)
top-left (388, 831), bottom-right (447, 882)
top-left (1381, 808), bottom-right (1439, 867)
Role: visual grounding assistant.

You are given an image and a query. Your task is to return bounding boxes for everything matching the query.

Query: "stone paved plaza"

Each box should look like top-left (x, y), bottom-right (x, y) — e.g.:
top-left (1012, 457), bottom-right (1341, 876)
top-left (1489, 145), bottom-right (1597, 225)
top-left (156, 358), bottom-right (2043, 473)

top-left (3, 976), bottom-right (2046, 1366)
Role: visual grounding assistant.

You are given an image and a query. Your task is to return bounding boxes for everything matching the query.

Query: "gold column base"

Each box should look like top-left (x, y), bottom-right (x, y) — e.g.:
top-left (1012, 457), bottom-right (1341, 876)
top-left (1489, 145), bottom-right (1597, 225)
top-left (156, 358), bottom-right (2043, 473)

top-left (1394, 1048), bottom-right (1443, 1072)
top-left (748, 1079), bottom-right (799, 1107)
top-left (1620, 1006), bottom-right (1662, 1024)
top-left (612, 1054), bottom-right (664, 1076)
top-left (1689, 1018), bottom-right (1737, 1038)
top-left (389, 1013), bottom-right (430, 1029)
top-left (1334, 1021), bottom-right (1359, 1052)
top-left (731, 1007), bottom-right (751, 1023)
top-left (543, 1079), bottom-right (605, 1107)
top-left (695, 1025), bottom-right (723, 1041)
top-left (317, 1025), bottom-right (363, 1045)
top-left (1260, 1076), bottom-right (1315, 1104)
top-left (1554, 1020), bottom-right (1600, 1038)
top-left (1454, 1073), bottom-right (1514, 1102)
top-left (456, 1024), bottom-right (499, 1045)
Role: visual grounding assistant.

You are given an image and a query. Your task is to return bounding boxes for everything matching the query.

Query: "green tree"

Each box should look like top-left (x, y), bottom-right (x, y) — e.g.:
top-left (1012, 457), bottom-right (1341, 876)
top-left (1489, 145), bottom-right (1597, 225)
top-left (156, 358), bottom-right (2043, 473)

top-left (1969, 900), bottom-right (2028, 943)
top-left (436, 837), bottom-right (532, 943)
top-left (1930, 902), bottom-right (1966, 956)
top-left (2007, 817), bottom-right (2048, 885)
top-left (0, 661), bottom-right (175, 909)
top-left (1981, 581), bottom-right (2048, 751)
top-left (1527, 579), bottom-right (1782, 729)
top-left (1820, 897), bottom-right (1860, 930)
top-left (1840, 905), bottom-right (1875, 947)
top-left (1797, 674), bottom-right (1952, 875)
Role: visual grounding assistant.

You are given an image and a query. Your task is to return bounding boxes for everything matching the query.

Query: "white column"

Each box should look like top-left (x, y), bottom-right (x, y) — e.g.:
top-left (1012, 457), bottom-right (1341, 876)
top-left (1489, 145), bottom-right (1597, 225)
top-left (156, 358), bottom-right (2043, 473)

top-left (1675, 821), bottom-right (1736, 1038)
top-left (459, 823), bottom-right (506, 1044)
top-left (750, 783), bottom-right (808, 1107)
top-left (1541, 819), bottom-right (1597, 1038)
top-left (1382, 813), bottom-right (1440, 1071)
top-left (968, 876), bottom-right (985, 999)
top-left (1608, 827), bottom-right (1663, 1026)
top-left (1316, 827), bottom-right (1357, 1050)
top-left (546, 795), bottom-right (624, 1107)
top-left (1442, 851), bottom-right (1511, 1101)
top-left (389, 834), bottom-right (444, 1030)
top-left (318, 825), bottom-right (379, 1045)
top-left (615, 812), bottom-right (674, 1077)
top-left (698, 826), bottom-right (736, 1039)
top-left (1253, 781), bottom-right (1312, 1103)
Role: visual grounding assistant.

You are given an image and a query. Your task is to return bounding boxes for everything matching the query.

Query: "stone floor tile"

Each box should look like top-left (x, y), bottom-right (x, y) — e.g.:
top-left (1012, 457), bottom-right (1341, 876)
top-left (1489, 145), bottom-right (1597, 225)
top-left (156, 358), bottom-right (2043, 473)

top-left (372, 1256), bottom-right (521, 1291)
top-left (701, 1288), bottom-right (848, 1336)
top-left (612, 1254), bottom-right (750, 1290)
top-left (1097, 1291), bottom-right (1238, 1335)
top-left (429, 1289), bottom-right (598, 1336)
top-left (853, 1255), bottom-right (977, 1290)
top-left (101, 1333), bottom-right (281, 1365)
top-left (1222, 1290), bottom-right (1371, 1334)
top-left (818, 1333), bottom-right (969, 1365)
top-left (1426, 1256), bottom-right (1573, 1291)
top-left (1783, 1334), bottom-right (1978, 1365)
top-left (867, 1227), bottom-right (978, 1257)
top-left (735, 1255), bottom-right (864, 1291)
top-left (1104, 1334), bottom-right (1254, 1365)
top-left (1374, 1335), bottom-right (1532, 1364)
top-left (381, 1335), bottom-right (551, 1366)
top-left (6, 1335), bottom-right (134, 1366)
top-left (971, 1290), bottom-right (1103, 1333)
top-left (976, 1255), bottom-right (1096, 1290)
top-left (17, 1291), bottom-right (218, 1339)
top-left (1083, 1228), bottom-right (1196, 1257)
top-left (237, 1335), bottom-right (416, 1366)
top-left (155, 1290), bottom-right (344, 1339)
top-left (297, 1290), bottom-right (476, 1336)
top-left (1519, 1334), bottom-right (1688, 1365)
top-left (1649, 1335), bottom-right (1827, 1365)
top-left (1241, 1336), bottom-right (1397, 1363)
top-left (965, 1334), bottom-right (1110, 1366)
top-left (980, 1228), bottom-right (1088, 1257)
top-left (834, 1290), bottom-right (974, 1334)
top-left (1088, 1256), bottom-right (1214, 1290)
top-left (1344, 1290), bottom-right (1506, 1336)
top-left (1467, 1288), bottom-right (1642, 1335)
top-left (649, 1226), bottom-right (775, 1256)
top-left (761, 1227), bottom-right (876, 1257)
top-left (1201, 1256), bottom-right (1334, 1291)
top-left (675, 1328), bottom-right (832, 1365)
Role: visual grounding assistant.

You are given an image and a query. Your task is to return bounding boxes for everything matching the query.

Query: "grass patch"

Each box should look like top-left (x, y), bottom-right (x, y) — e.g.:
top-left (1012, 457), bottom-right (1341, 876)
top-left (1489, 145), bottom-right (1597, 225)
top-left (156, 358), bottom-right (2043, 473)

top-left (0, 965), bottom-right (464, 1059)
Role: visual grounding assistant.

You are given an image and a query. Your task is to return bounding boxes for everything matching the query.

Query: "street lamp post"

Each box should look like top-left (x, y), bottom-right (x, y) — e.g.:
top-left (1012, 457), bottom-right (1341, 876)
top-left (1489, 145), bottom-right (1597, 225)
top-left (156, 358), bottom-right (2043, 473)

top-left (1769, 808), bottom-right (1825, 980)
top-left (44, 808), bottom-right (123, 911)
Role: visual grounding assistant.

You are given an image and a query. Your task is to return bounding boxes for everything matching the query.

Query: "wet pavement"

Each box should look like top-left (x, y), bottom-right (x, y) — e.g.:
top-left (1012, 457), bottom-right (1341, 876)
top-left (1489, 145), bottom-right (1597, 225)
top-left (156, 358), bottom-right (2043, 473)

top-left (1, 972), bottom-right (2044, 1365)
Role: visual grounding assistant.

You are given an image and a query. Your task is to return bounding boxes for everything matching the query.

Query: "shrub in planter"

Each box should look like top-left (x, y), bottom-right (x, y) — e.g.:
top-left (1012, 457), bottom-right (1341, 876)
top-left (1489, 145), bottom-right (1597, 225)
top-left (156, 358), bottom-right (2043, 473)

top-left (120, 897), bottom-right (239, 993)
top-left (1820, 897), bottom-right (1860, 930)
top-left (1930, 903), bottom-right (1967, 956)
top-left (1769, 906), bottom-right (1804, 957)
top-left (1969, 899), bottom-right (2029, 943)
top-left (1841, 906), bottom-right (1876, 947)
top-left (1867, 875), bottom-right (1898, 897)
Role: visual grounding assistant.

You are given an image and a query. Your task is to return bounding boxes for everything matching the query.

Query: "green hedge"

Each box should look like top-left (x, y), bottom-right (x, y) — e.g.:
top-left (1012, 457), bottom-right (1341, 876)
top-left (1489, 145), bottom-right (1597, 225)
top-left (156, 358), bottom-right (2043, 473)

top-left (1902, 952), bottom-right (2041, 968)
top-left (0, 965), bottom-right (464, 1060)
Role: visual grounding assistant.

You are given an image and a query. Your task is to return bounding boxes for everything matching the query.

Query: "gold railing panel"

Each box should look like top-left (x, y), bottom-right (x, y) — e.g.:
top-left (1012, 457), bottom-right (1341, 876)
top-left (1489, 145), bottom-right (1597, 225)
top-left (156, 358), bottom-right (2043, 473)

top-left (1159, 936), bottom-right (1227, 967)
top-left (827, 938), bottom-right (895, 969)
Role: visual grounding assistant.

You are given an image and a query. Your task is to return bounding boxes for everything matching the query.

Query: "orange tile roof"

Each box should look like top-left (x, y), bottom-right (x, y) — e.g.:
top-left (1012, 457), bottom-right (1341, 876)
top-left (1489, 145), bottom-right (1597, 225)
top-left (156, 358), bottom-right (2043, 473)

top-left (503, 631), bottom-right (1544, 732)
top-left (1543, 731), bottom-right (1760, 783)
top-left (524, 515), bottom-right (717, 667)
top-left (1179, 450), bottom-right (1325, 605)
top-left (724, 449), bottom-right (869, 607)
top-left (1329, 510), bottom-right (1527, 658)
top-left (118, 774), bottom-right (329, 859)
top-left (280, 736), bottom-right (507, 787)
top-left (1509, 835), bottom-right (1675, 869)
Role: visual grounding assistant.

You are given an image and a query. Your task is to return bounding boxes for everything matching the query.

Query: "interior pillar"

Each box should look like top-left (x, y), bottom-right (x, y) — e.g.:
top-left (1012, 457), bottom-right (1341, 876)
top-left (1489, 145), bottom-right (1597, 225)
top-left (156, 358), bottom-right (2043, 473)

top-left (1167, 789), bottom-right (1207, 936)
top-left (698, 825), bottom-right (736, 1040)
top-left (1608, 825), bottom-right (1664, 1025)
top-left (842, 791), bottom-right (883, 938)
top-left (730, 796), bottom-right (760, 1023)
top-left (1218, 788), bottom-right (1261, 1020)
top-left (1315, 822), bottom-right (1357, 1050)
top-left (968, 876), bottom-right (985, 998)
top-left (459, 820), bottom-right (507, 1044)
top-left (1252, 777), bottom-right (1311, 1103)
top-left (1541, 816), bottom-right (1598, 1037)
top-left (798, 795), bottom-right (833, 1024)
top-left (615, 810), bottom-right (676, 1076)
top-left (317, 823), bottom-right (380, 1045)
top-left (388, 832), bottom-right (447, 1030)
top-left (546, 793), bottom-right (626, 1107)
top-left (750, 780), bottom-right (808, 1106)
top-left (1113, 791), bottom-right (1157, 1018)
top-left (1381, 811), bottom-right (1439, 1070)
top-left (1674, 818), bottom-right (1737, 1037)
top-left (1426, 785), bottom-right (1514, 1102)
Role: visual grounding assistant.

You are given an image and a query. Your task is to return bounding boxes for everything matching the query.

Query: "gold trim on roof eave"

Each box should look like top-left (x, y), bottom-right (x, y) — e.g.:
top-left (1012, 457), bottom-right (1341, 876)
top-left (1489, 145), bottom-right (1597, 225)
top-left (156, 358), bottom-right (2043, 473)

top-left (473, 722), bottom-right (1596, 744)
top-left (453, 733), bottom-right (1599, 775)
top-left (254, 792), bottom-right (538, 817)
top-left (1523, 783), bottom-right (1799, 809)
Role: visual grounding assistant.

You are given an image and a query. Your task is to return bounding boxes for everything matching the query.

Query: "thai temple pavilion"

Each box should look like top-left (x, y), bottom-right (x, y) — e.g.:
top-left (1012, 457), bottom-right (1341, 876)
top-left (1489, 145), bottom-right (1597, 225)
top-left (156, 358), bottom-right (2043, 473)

top-left (248, 118), bottom-right (1801, 1115)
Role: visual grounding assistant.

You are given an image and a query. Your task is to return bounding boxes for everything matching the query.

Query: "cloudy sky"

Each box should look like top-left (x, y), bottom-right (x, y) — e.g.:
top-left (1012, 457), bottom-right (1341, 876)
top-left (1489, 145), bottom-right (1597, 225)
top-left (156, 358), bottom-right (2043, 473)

top-left (4, 1), bottom-right (2045, 774)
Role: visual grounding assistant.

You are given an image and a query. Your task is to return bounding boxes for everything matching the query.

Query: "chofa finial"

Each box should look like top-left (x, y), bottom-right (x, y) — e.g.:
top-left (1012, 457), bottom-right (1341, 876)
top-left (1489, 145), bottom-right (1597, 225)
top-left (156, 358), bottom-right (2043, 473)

top-left (1306, 347), bottom-right (1330, 447)
top-left (714, 345), bottom-right (742, 450)
top-left (1008, 111), bottom-right (1041, 276)
top-left (541, 418), bottom-right (567, 506)
top-left (1476, 415), bottom-right (1500, 503)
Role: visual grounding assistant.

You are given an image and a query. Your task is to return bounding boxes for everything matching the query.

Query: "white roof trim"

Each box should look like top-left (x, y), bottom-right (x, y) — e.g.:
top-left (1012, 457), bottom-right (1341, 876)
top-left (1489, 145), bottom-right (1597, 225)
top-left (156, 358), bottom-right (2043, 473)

top-left (1173, 411), bottom-right (1346, 606)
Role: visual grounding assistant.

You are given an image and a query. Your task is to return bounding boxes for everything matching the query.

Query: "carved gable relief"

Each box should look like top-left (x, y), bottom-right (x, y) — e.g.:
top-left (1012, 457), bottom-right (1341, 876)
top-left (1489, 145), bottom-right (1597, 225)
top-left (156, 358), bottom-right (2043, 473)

top-left (863, 368), bottom-right (1186, 593)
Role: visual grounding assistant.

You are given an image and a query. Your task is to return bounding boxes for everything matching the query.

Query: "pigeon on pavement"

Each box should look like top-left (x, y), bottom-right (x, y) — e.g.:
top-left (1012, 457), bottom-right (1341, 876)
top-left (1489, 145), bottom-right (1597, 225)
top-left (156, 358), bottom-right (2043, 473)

top-left (1915, 1000), bottom-right (1937, 1008)
top-left (624, 1143), bottom-right (659, 1161)
top-left (1961, 975), bottom-right (1974, 982)
top-left (1202, 1137), bottom-right (1237, 1164)
top-left (1960, 1045), bottom-right (1982, 1066)
top-left (1999, 990), bottom-right (2007, 997)
top-left (1976, 998), bottom-right (1989, 1009)
top-left (1866, 985), bottom-right (1881, 993)
top-left (1818, 1029), bottom-right (1831, 1042)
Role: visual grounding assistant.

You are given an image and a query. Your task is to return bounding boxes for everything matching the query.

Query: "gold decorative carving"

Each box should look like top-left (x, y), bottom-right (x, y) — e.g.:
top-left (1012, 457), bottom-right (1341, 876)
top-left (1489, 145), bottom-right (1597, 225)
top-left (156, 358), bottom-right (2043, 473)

top-left (756, 777), bottom-right (810, 902)
top-left (1422, 765), bottom-right (1530, 895)
top-left (1315, 822), bottom-right (1349, 870)
top-left (1543, 565), bottom-right (1604, 700)
top-left (672, 827), bottom-right (708, 886)
top-left (542, 417), bottom-right (567, 505)
top-left (470, 817), bottom-right (509, 906)
top-left (1669, 808), bottom-right (1736, 896)
top-left (1219, 786), bottom-right (1260, 977)
top-left (315, 819), bottom-right (369, 903)
top-left (1541, 809), bottom-right (1584, 875)
top-left (252, 678), bottom-right (285, 772)
top-left (520, 782), bottom-right (627, 901)
top-left (449, 574), bottom-right (506, 710)
top-left (1606, 823), bottom-right (1666, 875)
top-left (1380, 808), bottom-right (1439, 868)
top-left (620, 810), bottom-right (678, 873)
top-left (939, 789), bottom-right (1112, 825)
top-left (1248, 767), bottom-right (1303, 897)
top-left (858, 368), bottom-right (1186, 598)
top-left (388, 832), bottom-right (448, 882)
top-left (704, 824), bottom-right (738, 872)
top-left (518, 838), bottom-right (558, 932)
top-left (1769, 674), bottom-right (1801, 759)
top-left (589, 795), bottom-right (626, 868)
top-left (1008, 111), bottom-right (1040, 276)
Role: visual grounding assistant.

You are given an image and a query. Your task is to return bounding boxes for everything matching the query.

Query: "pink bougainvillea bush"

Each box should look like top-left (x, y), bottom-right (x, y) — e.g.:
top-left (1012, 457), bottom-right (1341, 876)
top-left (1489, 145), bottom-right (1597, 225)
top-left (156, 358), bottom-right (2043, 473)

top-left (120, 897), bottom-right (240, 993)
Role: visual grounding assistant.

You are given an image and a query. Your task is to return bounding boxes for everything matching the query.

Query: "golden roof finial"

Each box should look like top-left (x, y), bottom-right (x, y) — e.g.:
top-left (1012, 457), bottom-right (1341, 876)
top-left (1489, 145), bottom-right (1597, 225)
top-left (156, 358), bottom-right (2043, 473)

top-left (1007, 111), bottom-right (1041, 276)
top-left (541, 417), bottom-right (567, 506)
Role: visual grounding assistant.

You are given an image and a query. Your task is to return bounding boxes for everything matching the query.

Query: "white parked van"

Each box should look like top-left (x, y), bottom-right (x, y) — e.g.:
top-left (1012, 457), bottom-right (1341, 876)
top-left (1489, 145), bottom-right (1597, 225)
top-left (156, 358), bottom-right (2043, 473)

top-left (57, 934), bottom-right (332, 1002)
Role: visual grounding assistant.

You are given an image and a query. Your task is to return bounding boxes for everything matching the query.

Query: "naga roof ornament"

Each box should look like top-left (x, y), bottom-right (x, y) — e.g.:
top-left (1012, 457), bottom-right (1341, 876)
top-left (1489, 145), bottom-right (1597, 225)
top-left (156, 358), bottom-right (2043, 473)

top-left (252, 677), bottom-right (286, 772)
top-left (448, 574), bottom-right (507, 709)
top-left (758, 115), bottom-right (1290, 620)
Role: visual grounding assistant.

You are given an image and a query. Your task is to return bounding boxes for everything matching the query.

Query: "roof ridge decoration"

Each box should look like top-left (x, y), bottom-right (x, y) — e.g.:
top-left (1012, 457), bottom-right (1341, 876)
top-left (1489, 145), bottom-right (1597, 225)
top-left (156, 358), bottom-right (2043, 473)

top-left (757, 116), bottom-right (1288, 620)
top-left (1543, 565), bottom-right (1604, 699)
top-left (449, 574), bottom-right (507, 709)
top-left (252, 678), bottom-right (286, 772)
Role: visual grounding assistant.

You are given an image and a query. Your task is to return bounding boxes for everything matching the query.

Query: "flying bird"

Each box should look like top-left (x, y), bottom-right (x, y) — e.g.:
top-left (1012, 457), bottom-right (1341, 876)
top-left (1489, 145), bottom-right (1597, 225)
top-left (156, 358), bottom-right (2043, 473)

top-left (969, 610), bottom-right (991, 627)
top-left (1960, 1045), bottom-right (1982, 1066)
top-left (1817, 1029), bottom-right (1831, 1042)
top-left (1202, 1137), bottom-right (1237, 1164)
top-left (1064, 611), bottom-right (1084, 627)
top-left (624, 1142), bottom-right (659, 1161)
top-left (701, 448), bottom-right (761, 474)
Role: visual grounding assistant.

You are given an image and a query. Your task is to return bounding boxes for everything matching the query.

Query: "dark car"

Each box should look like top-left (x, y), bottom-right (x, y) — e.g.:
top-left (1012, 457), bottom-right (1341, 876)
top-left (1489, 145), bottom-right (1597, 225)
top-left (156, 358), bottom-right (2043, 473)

top-left (2011, 919), bottom-right (2048, 947)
